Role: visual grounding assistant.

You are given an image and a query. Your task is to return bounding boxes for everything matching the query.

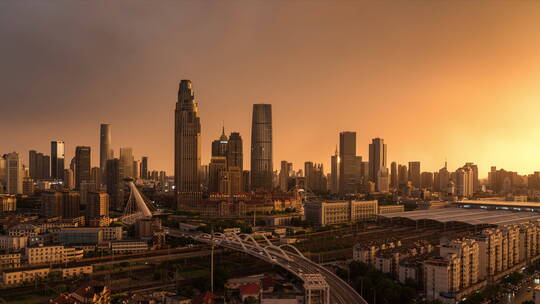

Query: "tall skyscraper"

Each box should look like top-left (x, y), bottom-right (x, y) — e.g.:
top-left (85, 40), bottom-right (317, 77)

top-left (174, 80), bottom-right (202, 208)
top-left (398, 164), bottom-right (408, 187)
top-left (211, 127), bottom-right (228, 157)
top-left (209, 156), bottom-right (227, 193)
top-left (279, 161), bottom-right (292, 192)
top-left (0, 156), bottom-right (7, 190)
top-left (87, 191), bottom-right (109, 220)
top-left (250, 104), bottom-right (273, 191)
top-left (368, 138), bottom-right (387, 184)
top-left (51, 141), bottom-right (65, 180)
top-left (408, 161), bottom-right (421, 188)
top-left (29, 150), bottom-right (37, 179)
top-left (100, 124), bottom-right (113, 178)
top-left (75, 146), bottom-right (91, 189)
top-left (227, 132), bottom-right (243, 170)
top-left (390, 161), bottom-right (398, 189)
top-left (141, 157), bottom-right (149, 179)
top-left (339, 131), bottom-right (360, 195)
top-left (119, 148), bottom-right (134, 179)
top-left (439, 162), bottom-right (450, 192)
top-left (106, 158), bottom-right (124, 210)
top-left (465, 162), bottom-right (479, 192)
top-left (330, 147), bottom-right (339, 194)
top-left (6, 152), bottom-right (23, 194)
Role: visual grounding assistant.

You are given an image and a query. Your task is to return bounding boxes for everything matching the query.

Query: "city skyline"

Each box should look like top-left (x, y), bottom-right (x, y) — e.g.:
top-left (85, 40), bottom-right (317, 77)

top-left (3, 1), bottom-right (540, 177)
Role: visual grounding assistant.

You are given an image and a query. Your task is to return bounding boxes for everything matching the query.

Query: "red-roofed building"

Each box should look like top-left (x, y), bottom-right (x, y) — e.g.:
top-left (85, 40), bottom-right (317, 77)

top-left (239, 282), bottom-right (261, 302)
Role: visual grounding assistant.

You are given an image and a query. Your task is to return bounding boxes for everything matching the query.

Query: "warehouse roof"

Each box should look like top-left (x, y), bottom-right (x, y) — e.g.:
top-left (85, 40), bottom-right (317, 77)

top-left (379, 208), bottom-right (540, 227)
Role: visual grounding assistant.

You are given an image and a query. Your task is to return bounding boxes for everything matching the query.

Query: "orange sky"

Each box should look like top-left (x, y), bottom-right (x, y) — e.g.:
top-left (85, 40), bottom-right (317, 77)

top-left (2, 1), bottom-right (540, 178)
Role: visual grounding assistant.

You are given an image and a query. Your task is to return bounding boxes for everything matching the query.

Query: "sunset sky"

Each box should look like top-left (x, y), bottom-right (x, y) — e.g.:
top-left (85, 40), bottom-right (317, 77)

top-left (2, 1), bottom-right (540, 178)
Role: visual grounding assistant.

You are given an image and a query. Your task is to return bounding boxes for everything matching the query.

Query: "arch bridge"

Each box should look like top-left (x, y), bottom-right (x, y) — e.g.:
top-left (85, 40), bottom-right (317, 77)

top-left (168, 229), bottom-right (367, 304)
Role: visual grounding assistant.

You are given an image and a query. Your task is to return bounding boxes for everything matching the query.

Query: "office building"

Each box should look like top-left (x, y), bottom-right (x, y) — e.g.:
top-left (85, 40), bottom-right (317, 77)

top-left (51, 141), bottom-right (65, 180)
top-left (119, 148), bottom-right (134, 179)
top-left (227, 132), bottom-right (243, 169)
top-left (86, 191), bottom-right (109, 220)
top-left (455, 165), bottom-right (475, 198)
top-left (408, 161), bottom-right (421, 188)
top-left (6, 152), bottom-right (23, 194)
top-left (368, 138), bottom-right (387, 185)
top-left (304, 200), bottom-right (378, 226)
top-left (99, 124), bottom-right (113, 179)
top-left (250, 104), bottom-right (273, 191)
top-left (339, 132), bottom-right (361, 195)
top-left (330, 147), bottom-right (339, 194)
top-left (438, 162), bottom-right (450, 193)
top-left (141, 157), bottom-right (149, 179)
top-left (279, 161), bottom-right (292, 192)
top-left (212, 127), bottom-right (228, 157)
top-left (106, 158), bottom-right (124, 210)
top-left (209, 156), bottom-right (227, 193)
top-left (174, 80), bottom-right (202, 208)
top-left (90, 167), bottom-right (102, 188)
top-left (390, 162), bottom-right (398, 190)
top-left (421, 172), bottom-right (434, 189)
top-left (465, 162), bottom-right (479, 192)
top-left (29, 151), bottom-right (50, 180)
top-left (377, 167), bottom-right (390, 192)
top-left (75, 146), bottom-right (91, 189)
top-left (63, 169), bottom-right (74, 190)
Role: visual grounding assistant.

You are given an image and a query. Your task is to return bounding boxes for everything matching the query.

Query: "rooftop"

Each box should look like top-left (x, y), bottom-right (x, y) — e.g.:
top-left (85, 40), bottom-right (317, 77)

top-left (379, 207), bottom-right (540, 227)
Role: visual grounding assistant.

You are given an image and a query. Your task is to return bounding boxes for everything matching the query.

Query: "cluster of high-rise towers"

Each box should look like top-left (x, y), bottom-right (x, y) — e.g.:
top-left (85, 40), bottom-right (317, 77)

top-left (174, 80), bottom-right (274, 208)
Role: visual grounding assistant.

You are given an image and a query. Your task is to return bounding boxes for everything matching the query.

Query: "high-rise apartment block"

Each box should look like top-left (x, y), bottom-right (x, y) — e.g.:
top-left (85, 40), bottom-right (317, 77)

top-left (75, 146), bottom-right (91, 190)
top-left (141, 157), bottom-right (149, 179)
top-left (6, 152), bottom-right (23, 194)
top-left (106, 158), bottom-right (124, 210)
top-left (86, 191), bottom-right (109, 220)
top-left (51, 141), bottom-right (65, 180)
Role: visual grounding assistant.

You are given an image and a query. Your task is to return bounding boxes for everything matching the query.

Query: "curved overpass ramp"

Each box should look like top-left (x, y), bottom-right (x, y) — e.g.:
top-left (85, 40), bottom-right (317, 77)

top-left (168, 229), bottom-right (366, 304)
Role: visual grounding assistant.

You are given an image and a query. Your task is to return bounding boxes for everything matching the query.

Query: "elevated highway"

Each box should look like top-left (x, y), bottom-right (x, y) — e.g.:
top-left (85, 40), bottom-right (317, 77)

top-left (168, 229), bottom-right (366, 304)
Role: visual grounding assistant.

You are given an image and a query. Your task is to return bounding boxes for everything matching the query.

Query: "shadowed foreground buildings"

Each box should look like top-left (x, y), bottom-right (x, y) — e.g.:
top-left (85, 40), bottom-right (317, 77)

top-left (250, 104), bottom-right (273, 192)
top-left (174, 80), bottom-right (202, 208)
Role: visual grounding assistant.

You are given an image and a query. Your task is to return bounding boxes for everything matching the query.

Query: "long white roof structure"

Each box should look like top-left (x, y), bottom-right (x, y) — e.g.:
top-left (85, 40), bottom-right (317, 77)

top-left (380, 208), bottom-right (540, 227)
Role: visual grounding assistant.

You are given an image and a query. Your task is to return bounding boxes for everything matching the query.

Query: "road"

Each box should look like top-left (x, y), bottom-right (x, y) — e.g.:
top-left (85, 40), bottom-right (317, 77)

top-left (169, 229), bottom-right (367, 304)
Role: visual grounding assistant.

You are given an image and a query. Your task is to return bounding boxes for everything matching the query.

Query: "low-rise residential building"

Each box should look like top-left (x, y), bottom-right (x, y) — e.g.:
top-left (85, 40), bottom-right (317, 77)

top-left (0, 235), bottom-right (27, 251)
top-left (8, 223), bottom-right (40, 237)
top-left (61, 265), bottom-right (93, 278)
top-left (1, 267), bottom-right (50, 286)
top-left (378, 204), bottom-right (405, 214)
top-left (0, 252), bottom-right (21, 269)
top-left (0, 194), bottom-right (16, 212)
top-left (25, 245), bottom-right (83, 265)
top-left (110, 240), bottom-right (148, 254)
top-left (304, 200), bottom-right (378, 226)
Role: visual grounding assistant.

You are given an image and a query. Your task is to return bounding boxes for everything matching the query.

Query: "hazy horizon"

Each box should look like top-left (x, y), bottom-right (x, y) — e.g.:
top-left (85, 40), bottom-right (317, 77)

top-left (2, 1), bottom-right (540, 178)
